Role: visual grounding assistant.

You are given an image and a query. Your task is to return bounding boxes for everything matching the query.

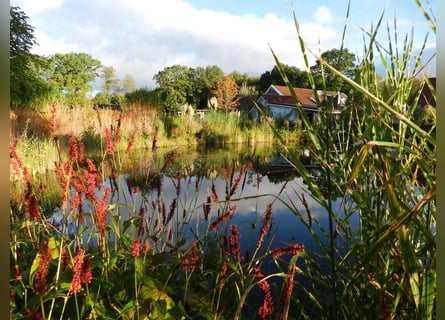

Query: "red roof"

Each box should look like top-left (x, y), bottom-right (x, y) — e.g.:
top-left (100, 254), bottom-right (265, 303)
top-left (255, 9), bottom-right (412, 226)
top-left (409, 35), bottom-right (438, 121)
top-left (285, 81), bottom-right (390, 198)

top-left (263, 85), bottom-right (319, 109)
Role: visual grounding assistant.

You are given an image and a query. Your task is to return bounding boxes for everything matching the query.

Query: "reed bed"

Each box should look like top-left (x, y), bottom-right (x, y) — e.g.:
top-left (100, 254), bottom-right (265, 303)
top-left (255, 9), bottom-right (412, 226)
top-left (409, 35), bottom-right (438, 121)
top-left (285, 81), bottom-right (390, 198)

top-left (264, 1), bottom-right (436, 318)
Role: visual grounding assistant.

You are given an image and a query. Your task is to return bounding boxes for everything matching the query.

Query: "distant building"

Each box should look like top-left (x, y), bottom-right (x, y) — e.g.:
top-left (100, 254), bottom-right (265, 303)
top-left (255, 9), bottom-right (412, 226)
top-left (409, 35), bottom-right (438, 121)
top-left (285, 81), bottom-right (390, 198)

top-left (249, 85), bottom-right (347, 125)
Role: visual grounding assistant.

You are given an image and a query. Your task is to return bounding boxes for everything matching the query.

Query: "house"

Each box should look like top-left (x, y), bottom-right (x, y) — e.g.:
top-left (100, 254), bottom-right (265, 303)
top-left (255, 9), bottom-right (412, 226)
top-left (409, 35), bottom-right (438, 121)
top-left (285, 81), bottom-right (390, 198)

top-left (249, 85), bottom-right (347, 125)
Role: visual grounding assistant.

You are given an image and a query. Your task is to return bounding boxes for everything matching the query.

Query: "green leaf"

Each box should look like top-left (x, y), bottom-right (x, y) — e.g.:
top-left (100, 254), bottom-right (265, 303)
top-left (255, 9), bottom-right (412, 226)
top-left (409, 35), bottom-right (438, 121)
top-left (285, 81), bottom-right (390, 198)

top-left (421, 268), bottom-right (436, 320)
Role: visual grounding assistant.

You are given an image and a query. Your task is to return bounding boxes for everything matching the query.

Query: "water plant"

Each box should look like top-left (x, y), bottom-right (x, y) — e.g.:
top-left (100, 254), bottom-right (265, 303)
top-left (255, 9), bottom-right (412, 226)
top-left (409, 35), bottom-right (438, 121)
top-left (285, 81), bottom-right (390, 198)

top-left (264, 0), bottom-right (436, 318)
top-left (10, 105), bottom-right (307, 319)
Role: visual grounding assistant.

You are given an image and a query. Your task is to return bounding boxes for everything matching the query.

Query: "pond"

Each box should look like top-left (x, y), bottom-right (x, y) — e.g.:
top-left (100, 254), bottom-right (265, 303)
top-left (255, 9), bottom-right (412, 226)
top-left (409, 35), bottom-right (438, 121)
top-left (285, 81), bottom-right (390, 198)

top-left (16, 141), bottom-right (365, 318)
top-left (49, 142), bottom-right (358, 269)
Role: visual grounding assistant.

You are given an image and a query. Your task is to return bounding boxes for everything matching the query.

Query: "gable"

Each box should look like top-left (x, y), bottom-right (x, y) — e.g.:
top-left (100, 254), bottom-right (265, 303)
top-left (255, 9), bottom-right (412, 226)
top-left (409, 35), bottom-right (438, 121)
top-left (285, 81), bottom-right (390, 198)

top-left (262, 84), bottom-right (347, 110)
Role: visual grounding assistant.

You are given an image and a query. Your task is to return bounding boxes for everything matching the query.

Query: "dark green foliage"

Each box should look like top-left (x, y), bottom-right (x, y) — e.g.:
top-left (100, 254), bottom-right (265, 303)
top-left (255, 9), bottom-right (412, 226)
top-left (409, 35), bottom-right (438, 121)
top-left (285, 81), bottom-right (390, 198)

top-left (310, 48), bottom-right (357, 92)
top-left (43, 52), bottom-right (102, 107)
top-left (259, 64), bottom-right (310, 92)
top-left (153, 64), bottom-right (196, 113)
top-left (10, 6), bottom-right (53, 108)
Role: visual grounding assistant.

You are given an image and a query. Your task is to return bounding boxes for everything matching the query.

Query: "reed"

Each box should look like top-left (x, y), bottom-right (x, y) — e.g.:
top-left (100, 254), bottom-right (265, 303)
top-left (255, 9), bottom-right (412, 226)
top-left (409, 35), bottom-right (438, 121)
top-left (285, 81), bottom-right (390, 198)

top-left (266, 0), bottom-right (436, 318)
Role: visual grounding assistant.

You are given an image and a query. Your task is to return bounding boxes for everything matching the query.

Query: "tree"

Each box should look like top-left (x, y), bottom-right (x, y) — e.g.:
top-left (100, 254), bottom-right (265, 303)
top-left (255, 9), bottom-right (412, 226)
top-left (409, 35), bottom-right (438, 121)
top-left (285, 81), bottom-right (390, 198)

top-left (153, 65), bottom-right (195, 113)
top-left (101, 66), bottom-right (119, 100)
top-left (310, 48), bottom-right (357, 91)
top-left (10, 6), bottom-right (52, 108)
top-left (43, 53), bottom-right (102, 106)
top-left (121, 74), bottom-right (136, 94)
top-left (193, 65), bottom-right (224, 108)
top-left (213, 75), bottom-right (240, 113)
top-left (259, 64), bottom-right (309, 92)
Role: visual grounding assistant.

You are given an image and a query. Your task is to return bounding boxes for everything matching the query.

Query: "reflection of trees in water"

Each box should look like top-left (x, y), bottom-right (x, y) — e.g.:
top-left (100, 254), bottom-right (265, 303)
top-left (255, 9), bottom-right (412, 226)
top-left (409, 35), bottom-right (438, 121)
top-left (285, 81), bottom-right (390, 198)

top-left (302, 167), bottom-right (344, 200)
top-left (122, 143), bottom-right (318, 194)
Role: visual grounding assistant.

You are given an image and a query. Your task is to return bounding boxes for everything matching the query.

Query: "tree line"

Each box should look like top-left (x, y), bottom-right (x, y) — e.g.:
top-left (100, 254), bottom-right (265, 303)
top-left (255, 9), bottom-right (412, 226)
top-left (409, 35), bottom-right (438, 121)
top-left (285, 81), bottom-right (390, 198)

top-left (10, 5), bottom-right (357, 113)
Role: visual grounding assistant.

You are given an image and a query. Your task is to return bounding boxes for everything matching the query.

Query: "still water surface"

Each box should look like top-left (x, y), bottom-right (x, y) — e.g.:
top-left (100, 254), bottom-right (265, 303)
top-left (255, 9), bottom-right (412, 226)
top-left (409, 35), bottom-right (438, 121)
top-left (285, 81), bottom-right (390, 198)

top-left (49, 143), bottom-right (358, 261)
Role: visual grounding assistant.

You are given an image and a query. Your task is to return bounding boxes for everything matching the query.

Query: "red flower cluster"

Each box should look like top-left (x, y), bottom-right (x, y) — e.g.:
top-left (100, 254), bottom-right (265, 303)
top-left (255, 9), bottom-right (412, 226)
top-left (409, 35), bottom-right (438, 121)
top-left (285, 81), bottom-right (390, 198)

top-left (10, 138), bottom-right (31, 183)
top-left (28, 194), bottom-right (41, 222)
top-left (68, 133), bottom-right (84, 162)
top-left (219, 262), bottom-right (227, 290)
top-left (229, 225), bottom-right (241, 263)
top-left (27, 309), bottom-right (43, 320)
top-left (115, 111), bottom-right (123, 143)
top-left (12, 264), bottom-right (22, 281)
top-left (50, 104), bottom-right (58, 139)
top-left (104, 127), bottom-right (115, 155)
top-left (279, 264), bottom-right (297, 320)
top-left (94, 188), bottom-right (111, 237)
top-left (69, 248), bottom-right (92, 295)
top-left (34, 240), bottom-right (52, 295)
top-left (132, 239), bottom-right (141, 259)
top-left (143, 239), bottom-right (150, 256)
top-left (257, 203), bottom-right (273, 250)
top-left (255, 267), bottom-right (274, 319)
top-left (229, 157), bottom-right (252, 197)
top-left (182, 241), bottom-right (199, 273)
top-left (84, 159), bottom-right (99, 201)
top-left (209, 205), bottom-right (237, 232)
top-left (271, 242), bottom-right (305, 259)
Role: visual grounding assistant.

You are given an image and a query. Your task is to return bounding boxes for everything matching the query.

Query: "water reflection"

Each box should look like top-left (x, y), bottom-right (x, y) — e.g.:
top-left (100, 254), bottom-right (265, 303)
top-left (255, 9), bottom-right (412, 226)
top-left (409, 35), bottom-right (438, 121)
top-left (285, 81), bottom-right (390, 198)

top-left (49, 143), bottom-right (358, 257)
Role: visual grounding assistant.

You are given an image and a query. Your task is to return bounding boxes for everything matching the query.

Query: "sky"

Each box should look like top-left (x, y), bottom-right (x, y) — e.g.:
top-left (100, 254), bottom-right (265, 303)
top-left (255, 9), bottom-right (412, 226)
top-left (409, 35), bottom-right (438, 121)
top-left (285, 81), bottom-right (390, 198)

top-left (11, 0), bottom-right (436, 90)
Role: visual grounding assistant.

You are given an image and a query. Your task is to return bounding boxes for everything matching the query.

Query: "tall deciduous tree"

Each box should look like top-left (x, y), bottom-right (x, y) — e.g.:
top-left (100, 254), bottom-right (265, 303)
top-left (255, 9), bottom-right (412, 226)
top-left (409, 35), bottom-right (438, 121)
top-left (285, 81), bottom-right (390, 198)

top-left (102, 66), bottom-right (119, 99)
top-left (259, 64), bottom-right (309, 92)
top-left (153, 65), bottom-right (195, 113)
top-left (10, 6), bottom-right (51, 108)
top-left (121, 74), bottom-right (136, 94)
top-left (43, 53), bottom-right (102, 106)
top-left (193, 65), bottom-right (224, 108)
top-left (213, 75), bottom-right (240, 113)
top-left (310, 48), bottom-right (357, 92)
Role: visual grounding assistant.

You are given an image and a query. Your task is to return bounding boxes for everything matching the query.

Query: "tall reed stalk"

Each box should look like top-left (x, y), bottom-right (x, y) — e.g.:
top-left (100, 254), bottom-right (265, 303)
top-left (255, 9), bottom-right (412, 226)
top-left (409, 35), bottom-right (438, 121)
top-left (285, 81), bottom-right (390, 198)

top-left (266, 0), bottom-right (435, 318)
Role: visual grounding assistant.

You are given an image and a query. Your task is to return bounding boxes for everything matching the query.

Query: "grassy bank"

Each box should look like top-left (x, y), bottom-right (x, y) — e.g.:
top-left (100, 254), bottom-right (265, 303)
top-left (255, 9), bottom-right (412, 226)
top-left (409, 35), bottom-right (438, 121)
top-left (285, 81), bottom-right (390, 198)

top-left (10, 105), bottom-right (301, 174)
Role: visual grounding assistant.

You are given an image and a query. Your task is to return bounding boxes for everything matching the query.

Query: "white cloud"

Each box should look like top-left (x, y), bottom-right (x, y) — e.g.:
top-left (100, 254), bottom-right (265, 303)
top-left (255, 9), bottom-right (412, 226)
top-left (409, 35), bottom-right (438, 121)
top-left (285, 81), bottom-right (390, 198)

top-left (314, 5), bottom-right (333, 23)
top-left (12, 0), bottom-right (344, 88)
top-left (12, 0), bottom-right (63, 16)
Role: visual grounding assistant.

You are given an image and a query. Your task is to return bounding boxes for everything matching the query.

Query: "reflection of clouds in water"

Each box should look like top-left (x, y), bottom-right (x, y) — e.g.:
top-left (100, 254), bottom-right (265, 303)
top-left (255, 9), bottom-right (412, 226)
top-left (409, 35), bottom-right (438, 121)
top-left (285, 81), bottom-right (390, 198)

top-left (48, 168), bottom-right (358, 252)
